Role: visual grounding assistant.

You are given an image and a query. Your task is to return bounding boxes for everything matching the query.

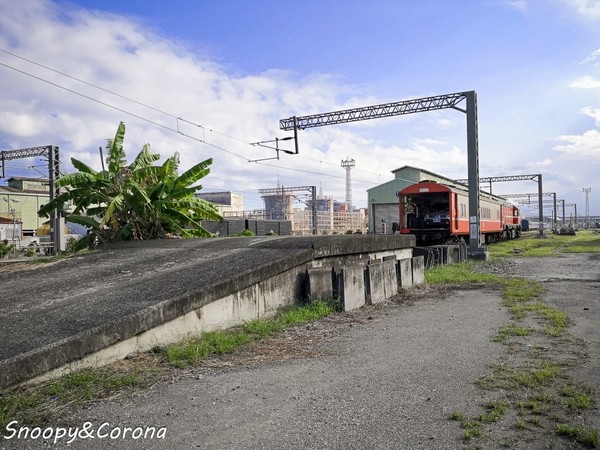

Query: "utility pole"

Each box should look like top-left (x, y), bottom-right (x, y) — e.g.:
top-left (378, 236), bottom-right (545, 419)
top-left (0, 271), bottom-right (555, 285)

top-left (2, 198), bottom-right (19, 254)
top-left (583, 187), bottom-right (591, 229)
top-left (340, 158), bottom-right (355, 210)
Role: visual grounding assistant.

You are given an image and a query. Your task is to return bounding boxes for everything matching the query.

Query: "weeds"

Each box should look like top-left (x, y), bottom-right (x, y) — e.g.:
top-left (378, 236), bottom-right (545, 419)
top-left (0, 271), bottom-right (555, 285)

top-left (448, 411), bottom-right (465, 421)
top-left (162, 300), bottom-right (336, 368)
top-left (462, 420), bottom-right (482, 440)
top-left (478, 400), bottom-right (508, 423)
top-left (425, 261), bottom-right (501, 284)
top-left (0, 300), bottom-right (337, 433)
top-left (494, 325), bottom-right (532, 342)
top-left (0, 366), bottom-right (148, 431)
top-left (488, 230), bottom-right (600, 258)
top-left (555, 424), bottom-right (600, 447)
top-left (561, 385), bottom-right (593, 410)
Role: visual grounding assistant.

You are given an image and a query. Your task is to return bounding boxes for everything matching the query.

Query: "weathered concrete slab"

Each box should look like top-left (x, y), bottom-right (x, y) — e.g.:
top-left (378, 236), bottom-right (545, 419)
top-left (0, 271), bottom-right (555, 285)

top-left (367, 260), bottom-right (385, 304)
top-left (398, 257), bottom-right (412, 288)
top-left (341, 265), bottom-right (366, 311)
top-left (307, 267), bottom-right (335, 301)
top-left (412, 255), bottom-right (425, 285)
top-left (382, 257), bottom-right (398, 299)
top-left (0, 234), bottom-right (416, 388)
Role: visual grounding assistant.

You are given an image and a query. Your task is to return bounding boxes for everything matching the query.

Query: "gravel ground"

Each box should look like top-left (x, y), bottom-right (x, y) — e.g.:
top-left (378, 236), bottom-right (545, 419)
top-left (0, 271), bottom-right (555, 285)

top-left (2, 253), bottom-right (599, 450)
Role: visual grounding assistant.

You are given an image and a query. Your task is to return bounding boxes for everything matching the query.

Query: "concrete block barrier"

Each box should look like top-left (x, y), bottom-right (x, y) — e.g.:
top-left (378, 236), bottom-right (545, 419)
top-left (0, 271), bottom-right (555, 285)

top-left (398, 257), bottom-right (412, 288)
top-left (367, 259), bottom-right (385, 304)
top-left (382, 257), bottom-right (398, 299)
top-left (341, 265), bottom-right (366, 311)
top-left (412, 255), bottom-right (425, 285)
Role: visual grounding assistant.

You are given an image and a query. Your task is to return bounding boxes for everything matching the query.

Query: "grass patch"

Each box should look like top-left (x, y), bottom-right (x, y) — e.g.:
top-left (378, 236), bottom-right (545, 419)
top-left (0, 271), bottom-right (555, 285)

top-left (512, 361), bottom-right (561, 388)
top-left (515, 419), bottom-right (527, 429)
top-left (279, 300), bottom-right (338, 324)
top-left (501, 278), bottom-right (544, 305)
top-left (561, 385), bottom-right (593, 410)
top-left (425, 261), bottom-right (501, 284)
top-left (1, 300), bottom-right (337, 432)
top-left (462, 420), bottom-right (482, 440)
top-left (163, 330), bottom-right (253, 368)
top-left (494, 325), bottom-right (532, 342)
top-left (163, 300), bottom-right (336, 368)
top-left (488, 231), bottom-right (600, 258)
top-left (478, 400), bottom-right (508, 423)
top-left (507, 302), bottom-right (568, 336)
top-left (555, 424), bottom-right (600, 448)
top-left (517, 397), bottom-right (554, 416)
top-left (448, 411), bottom-right (465, 421)
top-left (0, 366), bottom-right (148, 431)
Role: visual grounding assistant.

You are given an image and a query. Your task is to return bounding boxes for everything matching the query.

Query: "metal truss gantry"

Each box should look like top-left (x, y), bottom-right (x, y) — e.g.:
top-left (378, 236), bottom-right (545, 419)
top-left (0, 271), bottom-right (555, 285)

top-left (0, 145), bottom-right (62, 253)
top-left (501, 191), bottom-right (555, 232)
top-left (259, 185), bottom-right (317, 235)
top-left (280, 91), bottom-right (485, 255)
top-left (455, 175), bottom-right (545, 237)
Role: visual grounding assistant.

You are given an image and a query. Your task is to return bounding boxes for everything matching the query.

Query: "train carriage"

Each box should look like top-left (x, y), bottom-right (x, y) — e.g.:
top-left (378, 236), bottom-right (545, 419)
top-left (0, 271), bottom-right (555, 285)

top-left (398, 181), bottom-right (521, 244)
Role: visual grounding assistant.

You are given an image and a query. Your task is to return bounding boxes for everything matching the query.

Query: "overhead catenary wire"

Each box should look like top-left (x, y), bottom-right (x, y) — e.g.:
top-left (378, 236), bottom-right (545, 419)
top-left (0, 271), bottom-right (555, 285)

top-left (0, 51), bottom-right (390, 189)
top-left (0, 48), bottom-right (253, 147)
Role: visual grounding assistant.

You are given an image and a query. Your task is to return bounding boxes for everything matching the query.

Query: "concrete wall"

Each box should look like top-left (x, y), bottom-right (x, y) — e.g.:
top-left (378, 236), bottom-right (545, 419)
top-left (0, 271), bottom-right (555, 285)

top-left (22, 236), bottom-right (424, 386)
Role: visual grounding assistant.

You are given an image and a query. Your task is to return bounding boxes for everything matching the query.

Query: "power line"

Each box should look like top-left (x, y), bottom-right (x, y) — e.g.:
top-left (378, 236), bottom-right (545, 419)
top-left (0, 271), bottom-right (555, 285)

top-left (0, 48), bottom-right (254, 147)
top-left (0, 60), bottom-right (252, 160)
top-left (0, 55), bottom-right (391, 188)
top-left (0, 49), bottom-right (388, 176)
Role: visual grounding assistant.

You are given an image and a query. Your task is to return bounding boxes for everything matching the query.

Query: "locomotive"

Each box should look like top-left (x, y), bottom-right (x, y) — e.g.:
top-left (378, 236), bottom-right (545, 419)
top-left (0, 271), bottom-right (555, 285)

top-left (397, 180), bottom-right (521, 244)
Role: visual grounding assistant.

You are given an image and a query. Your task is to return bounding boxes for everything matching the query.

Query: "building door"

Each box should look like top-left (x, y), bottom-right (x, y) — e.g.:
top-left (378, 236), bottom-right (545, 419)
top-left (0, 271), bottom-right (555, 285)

top-left (372, 203), bottom-right (399, 234)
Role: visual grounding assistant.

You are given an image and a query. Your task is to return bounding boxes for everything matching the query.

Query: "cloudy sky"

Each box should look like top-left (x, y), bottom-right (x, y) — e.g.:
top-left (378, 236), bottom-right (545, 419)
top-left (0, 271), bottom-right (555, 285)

top-left (0, 0), bottom-right (599, 216)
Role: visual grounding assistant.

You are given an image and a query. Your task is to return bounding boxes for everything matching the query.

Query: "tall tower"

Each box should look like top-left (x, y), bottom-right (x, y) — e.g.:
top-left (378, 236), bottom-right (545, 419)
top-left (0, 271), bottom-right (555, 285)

top-left (341, 158), bottom-right (355, 210)
top-left (583, 187), bottom-right (591, 229)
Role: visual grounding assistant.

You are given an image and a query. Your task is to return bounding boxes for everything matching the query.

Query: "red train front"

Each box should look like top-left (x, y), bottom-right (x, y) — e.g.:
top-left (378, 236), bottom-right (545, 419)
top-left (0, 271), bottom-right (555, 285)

top-left (398, 181), bottom-right (521, 244)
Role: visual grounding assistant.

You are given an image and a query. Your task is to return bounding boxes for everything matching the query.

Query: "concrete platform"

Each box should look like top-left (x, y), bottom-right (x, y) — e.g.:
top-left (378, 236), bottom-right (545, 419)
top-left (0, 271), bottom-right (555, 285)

top-left (0, 234), bottom-right (417, 388)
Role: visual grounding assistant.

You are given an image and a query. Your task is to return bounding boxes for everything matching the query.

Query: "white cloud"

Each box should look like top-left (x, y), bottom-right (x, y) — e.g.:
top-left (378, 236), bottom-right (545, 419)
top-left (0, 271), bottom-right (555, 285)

top-left (502, 0), bottom-right (528, 11)
top-left (581, 106), bottom-right (600, 125)
top-left (581, 49), bottom-right (600, 65)
top-left (562, 0), bottom-right (600, 19)
top-left (528, 159), bottom-right (554, 169)
top-left (570, 75), bottom-right (600, 89)
top-left (554, 129), bottom-right (600, 158)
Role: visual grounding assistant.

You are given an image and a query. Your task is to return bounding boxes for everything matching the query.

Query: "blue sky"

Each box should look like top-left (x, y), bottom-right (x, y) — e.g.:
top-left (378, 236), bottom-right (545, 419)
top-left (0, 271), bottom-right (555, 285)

top-left (0, 0), bottom-right (599, 215)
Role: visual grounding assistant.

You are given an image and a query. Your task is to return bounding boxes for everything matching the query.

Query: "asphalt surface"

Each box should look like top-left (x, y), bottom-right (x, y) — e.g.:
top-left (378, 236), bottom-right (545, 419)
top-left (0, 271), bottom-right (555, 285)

top-left (2, 287), bottom-right (508, 450)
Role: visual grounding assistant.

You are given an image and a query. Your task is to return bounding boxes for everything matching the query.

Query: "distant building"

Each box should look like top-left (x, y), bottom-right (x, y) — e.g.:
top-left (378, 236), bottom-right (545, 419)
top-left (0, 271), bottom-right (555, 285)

top-left (0, 177), bottom-right (51, 235)
top-left (195, 191), bottom-right (244, 216)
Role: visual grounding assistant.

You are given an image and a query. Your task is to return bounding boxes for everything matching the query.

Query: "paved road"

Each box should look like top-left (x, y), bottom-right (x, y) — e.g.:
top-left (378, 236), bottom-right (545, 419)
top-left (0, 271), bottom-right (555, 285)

top-left (3, 287), bottom-right (508, 450)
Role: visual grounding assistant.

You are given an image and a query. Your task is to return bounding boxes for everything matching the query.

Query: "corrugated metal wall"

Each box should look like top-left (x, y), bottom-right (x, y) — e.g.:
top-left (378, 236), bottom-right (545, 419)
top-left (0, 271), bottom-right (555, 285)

top-left (372, 204), bottom-right (399, 234)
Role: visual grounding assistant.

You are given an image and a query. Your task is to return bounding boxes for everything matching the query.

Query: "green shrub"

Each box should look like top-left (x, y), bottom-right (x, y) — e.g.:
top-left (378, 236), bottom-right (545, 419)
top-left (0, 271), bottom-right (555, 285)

top-left (0, 240), bottom-right (13, 258)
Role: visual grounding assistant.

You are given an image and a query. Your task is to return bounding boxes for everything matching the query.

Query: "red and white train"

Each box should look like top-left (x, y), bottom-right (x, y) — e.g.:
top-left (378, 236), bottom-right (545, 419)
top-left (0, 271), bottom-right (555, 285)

top-left (397, 180), bottom-right (521, 244)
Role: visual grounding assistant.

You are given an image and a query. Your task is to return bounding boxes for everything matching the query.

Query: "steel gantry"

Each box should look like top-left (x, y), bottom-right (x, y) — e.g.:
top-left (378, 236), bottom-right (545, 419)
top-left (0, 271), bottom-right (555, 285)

top-left (0, 145), bottom-right (63, 253)
top-left (501, 191), bottom-right (556, 232)
top-left (455, 174), bottom-right (545, 237)
top-left (280, 91), bottom-right (485, 256)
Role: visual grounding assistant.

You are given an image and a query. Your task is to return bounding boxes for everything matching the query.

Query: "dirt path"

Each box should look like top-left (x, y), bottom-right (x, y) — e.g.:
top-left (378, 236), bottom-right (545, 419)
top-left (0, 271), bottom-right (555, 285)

top-left (2, 253), bottom-right (599, 450)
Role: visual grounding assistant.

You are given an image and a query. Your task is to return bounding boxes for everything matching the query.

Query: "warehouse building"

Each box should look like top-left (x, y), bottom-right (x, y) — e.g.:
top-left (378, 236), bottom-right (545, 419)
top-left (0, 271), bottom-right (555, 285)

top-left (366, 166), bottom-right (454, 234)
top-left (0, 177), bottom-right (50, 236)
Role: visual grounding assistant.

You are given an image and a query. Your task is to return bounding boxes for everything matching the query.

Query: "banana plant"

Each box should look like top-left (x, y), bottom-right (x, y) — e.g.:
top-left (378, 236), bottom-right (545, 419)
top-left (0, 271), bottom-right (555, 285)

top-left (39, 122), bottom-right (222, 245)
